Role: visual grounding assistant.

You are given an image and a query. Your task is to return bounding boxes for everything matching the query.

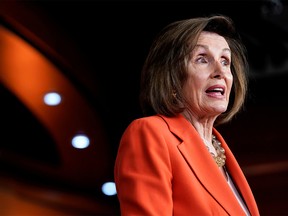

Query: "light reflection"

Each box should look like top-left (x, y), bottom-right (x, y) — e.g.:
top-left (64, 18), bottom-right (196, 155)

top-left (71, 134), bottom-right (90, 149)
top-left (43, 92), bottom-right (61, 106)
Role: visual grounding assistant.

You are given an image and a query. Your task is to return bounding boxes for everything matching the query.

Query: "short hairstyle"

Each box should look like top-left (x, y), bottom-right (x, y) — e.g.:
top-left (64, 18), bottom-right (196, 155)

top-left (139, 14), bottom-right (248, 125)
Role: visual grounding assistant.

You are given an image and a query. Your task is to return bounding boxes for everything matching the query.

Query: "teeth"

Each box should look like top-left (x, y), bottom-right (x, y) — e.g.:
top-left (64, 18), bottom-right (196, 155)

top-left (213, 88), bottom-right (223, 92)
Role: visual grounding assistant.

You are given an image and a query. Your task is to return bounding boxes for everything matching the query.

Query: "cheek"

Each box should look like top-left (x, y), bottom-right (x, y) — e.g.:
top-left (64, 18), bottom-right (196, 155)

top-left (183, 81), bottom-right (205, 105)
top-left (226, 76), bottom-right (233, 96)
top-left (184, 76), bottom-right (203, 94)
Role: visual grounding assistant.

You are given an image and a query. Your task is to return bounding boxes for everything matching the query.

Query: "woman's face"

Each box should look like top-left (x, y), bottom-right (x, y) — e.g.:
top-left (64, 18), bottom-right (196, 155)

top-left (183, 31), bottom-right (233, 119)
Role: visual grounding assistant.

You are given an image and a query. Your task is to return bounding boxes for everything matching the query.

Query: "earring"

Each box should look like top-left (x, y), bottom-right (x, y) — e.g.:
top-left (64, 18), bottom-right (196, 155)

top-left (172, 91), bottom-right (177, 98)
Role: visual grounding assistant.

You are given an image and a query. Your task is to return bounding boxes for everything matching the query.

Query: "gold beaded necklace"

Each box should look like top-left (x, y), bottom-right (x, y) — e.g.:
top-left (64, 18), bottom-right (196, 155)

top-left (205, 135), bottom-right (226, 167)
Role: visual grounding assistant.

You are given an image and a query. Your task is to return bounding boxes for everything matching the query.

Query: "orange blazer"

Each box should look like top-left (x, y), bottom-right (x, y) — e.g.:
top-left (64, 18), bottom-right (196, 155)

top-left (114, 114), bottom-right (260, 215)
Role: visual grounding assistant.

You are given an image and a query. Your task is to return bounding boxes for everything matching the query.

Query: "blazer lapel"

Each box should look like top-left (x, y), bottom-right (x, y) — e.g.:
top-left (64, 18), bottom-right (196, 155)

top-left (214, 129), bottom-right (259, 215)
top-left (159, 114), bottom-right (245, 215)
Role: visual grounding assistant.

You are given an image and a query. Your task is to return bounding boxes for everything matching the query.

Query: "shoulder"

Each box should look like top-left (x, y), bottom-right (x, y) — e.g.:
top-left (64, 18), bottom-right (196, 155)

top-left (124, 115), bottom-right (168, 134)
top-left (132, 115), bottom-right (166, 124)
top-left (119, 115), bottom-right (171, 152)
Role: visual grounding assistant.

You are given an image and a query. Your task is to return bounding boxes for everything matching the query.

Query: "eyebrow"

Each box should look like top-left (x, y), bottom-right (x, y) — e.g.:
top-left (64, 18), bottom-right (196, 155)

top-left (194, 44), bottom-right (231, 53)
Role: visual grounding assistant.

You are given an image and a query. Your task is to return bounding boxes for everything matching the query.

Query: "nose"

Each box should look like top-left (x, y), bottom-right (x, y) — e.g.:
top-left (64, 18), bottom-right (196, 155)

top-left (211, 61), bottom-right (225, 79)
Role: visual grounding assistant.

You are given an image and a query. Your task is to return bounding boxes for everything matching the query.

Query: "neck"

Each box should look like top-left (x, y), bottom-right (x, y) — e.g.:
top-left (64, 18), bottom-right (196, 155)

top-left (181, 111), bottom-right (226, 168)
top-left (181, 110), bottom-right (216, 141)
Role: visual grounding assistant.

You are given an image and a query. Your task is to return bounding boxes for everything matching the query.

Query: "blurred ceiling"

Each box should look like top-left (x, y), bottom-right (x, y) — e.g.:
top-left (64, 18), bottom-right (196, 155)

top-left (0, 0), bottom-right (288, 215)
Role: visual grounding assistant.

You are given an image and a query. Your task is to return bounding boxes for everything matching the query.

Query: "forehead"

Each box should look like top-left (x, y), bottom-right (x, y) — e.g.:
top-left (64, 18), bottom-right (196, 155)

top-left (196, 31), bottom-right (230, 49)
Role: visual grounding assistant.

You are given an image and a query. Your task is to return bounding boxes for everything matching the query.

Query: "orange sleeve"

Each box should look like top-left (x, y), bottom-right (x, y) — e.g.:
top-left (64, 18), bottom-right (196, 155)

top-left (114, 117), bottom-right (173, 215)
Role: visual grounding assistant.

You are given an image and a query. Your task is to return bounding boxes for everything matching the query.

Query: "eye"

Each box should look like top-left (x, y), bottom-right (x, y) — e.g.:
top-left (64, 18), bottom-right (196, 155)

top-left (221, 58), bottom-right (230, 66)
top-left (195, 55), bottom-right (208, 63)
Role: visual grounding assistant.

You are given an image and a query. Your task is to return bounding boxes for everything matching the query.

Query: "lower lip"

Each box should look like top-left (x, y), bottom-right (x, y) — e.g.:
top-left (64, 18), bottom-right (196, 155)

top-left (206, 92), bottom-right (225, 99)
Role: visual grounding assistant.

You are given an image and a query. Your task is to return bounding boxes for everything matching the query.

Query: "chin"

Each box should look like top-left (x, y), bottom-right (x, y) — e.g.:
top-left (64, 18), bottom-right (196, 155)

top-left (212, 105), bottom-right (228, 113)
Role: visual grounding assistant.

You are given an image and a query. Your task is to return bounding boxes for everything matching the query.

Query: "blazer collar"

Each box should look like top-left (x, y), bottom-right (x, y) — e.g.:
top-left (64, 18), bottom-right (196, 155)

top-left (215, 129), bottom-right (259, 216)
top-left (158, 114), bottom-right (248, 215)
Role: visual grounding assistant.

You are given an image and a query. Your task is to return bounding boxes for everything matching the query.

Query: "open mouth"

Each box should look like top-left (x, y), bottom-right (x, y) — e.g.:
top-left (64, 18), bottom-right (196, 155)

top-left (205, 86), bottom-right (225, 95)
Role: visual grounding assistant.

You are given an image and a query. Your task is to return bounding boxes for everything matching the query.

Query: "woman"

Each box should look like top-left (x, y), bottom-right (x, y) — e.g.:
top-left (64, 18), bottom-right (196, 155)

top-left (114, 15), bottom-right (260, 215)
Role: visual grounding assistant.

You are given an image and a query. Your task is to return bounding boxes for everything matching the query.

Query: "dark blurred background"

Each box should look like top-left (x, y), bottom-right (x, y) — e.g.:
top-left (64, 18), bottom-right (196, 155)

top-left (0, 0), bottom-right (288, 215)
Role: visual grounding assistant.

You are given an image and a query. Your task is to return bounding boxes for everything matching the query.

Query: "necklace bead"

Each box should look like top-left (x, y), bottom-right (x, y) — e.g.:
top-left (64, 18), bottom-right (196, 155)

top-left (210, 135), bottom-right (226, 167)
